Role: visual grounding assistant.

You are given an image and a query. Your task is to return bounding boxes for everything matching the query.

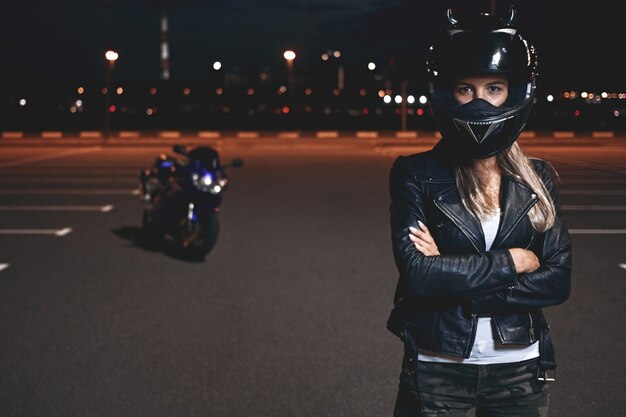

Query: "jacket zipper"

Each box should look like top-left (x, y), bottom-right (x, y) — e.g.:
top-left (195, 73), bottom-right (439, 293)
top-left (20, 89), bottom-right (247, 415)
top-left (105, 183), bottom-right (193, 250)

top-left (528, 312), bottom-right (536, 343)
top-left (524, 231), bottom-right (535, 250)
top-left (465, 314), bottom-right (479, 358)
top-left (497, 195), bottom-right (539, 246)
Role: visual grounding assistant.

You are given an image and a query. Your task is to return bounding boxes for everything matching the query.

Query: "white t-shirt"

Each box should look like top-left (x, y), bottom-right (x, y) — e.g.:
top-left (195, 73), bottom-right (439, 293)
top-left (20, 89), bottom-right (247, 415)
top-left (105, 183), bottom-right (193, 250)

top-left (418, 208), bottom-right (540, 364)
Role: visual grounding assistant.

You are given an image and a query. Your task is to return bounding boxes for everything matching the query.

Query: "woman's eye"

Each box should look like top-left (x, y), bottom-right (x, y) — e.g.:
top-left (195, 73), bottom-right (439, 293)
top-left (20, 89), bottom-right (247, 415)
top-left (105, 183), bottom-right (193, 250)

top-left (488, 86), bottom-right (503, 93)
top-left (457, 87), bottom-right (472, 95)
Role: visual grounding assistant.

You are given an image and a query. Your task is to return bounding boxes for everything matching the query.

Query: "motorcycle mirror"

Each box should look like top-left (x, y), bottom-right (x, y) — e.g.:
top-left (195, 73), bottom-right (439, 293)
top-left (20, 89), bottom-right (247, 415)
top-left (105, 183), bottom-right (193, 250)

top-left (230, 159), bottom-right (244, 168)
top-left (173, 145), bottom-right (188, 155)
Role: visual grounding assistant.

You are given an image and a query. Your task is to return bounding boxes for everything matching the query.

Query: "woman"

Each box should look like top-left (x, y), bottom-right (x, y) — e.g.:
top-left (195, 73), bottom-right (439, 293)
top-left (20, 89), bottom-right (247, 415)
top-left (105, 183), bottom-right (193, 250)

top-left (388, 8), bottom-right (572, 417)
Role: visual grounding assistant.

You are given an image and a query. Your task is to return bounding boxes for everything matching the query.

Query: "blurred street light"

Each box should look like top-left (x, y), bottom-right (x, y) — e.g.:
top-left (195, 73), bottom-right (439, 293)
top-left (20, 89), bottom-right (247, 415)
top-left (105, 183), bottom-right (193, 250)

top-left (105, 50), bottom-right (119, 62)
top-left (283, 50), bottom-right (296, 89)
top-left (213, 61), bottom-right (222, 70)
top-left (368, 62), bottom-right (376, 71)
top-left (104, 49), bottom-right (119, 141)
top-left (322, 49), bottom-right (344, 91)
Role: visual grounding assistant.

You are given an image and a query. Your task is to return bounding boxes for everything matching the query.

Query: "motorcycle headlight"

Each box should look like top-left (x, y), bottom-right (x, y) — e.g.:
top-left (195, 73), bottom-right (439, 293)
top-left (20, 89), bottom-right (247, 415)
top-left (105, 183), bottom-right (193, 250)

top-left (209, 178), bottom-right (228, 194)
top-left (192, 173), bottom-right (227, 194)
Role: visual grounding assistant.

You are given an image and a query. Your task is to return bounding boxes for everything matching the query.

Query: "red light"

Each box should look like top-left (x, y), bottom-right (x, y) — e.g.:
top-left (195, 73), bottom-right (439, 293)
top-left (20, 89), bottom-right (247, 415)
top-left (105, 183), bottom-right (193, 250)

top-left (362, 108), bottom-right (369, 115)
top-left (109, 105), bottom-right (116, 113)
top-left (574, 109), bottom-right (581, 117)
top-left (282, 106), bottom-right (290, 114)
top-left (417, 108), bottom-right (424, 116)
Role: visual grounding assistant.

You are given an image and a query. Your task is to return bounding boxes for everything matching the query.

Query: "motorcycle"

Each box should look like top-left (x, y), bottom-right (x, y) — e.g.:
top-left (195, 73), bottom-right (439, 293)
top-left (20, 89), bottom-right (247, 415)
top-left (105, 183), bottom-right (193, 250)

top-left (139, 145), bottom-right (243, 259)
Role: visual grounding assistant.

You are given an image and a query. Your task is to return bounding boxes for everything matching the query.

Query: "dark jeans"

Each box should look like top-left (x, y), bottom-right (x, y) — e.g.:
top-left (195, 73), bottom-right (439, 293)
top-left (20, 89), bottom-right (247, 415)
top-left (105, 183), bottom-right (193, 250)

top-left (394, 356), bottom-right (549, 417)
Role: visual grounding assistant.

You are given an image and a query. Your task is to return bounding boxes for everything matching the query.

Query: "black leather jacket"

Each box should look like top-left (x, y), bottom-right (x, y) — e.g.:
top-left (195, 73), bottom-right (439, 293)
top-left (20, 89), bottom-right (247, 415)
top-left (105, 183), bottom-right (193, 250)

top-left (387, 141), bottom-right (572, 372)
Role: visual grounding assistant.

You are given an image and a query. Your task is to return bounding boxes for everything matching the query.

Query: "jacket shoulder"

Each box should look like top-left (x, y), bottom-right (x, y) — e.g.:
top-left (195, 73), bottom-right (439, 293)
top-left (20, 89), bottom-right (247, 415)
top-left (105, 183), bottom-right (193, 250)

top-left (392, 150), bottom-right (451, 181)
top-left (529, 158), bottom-right (559, 184)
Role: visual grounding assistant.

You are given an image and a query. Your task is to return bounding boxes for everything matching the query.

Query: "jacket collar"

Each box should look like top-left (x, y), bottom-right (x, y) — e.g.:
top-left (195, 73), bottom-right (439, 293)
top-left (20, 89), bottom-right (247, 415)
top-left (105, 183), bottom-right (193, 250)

top-left (491, 175), bottom-right (538, 249)
top-left (433, 175), bottom-right (538, 252)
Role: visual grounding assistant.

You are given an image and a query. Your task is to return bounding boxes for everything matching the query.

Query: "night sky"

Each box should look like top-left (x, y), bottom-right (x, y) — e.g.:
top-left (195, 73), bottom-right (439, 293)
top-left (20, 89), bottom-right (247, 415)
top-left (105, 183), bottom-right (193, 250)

top-left (3, 0), bottom-right (626, 89)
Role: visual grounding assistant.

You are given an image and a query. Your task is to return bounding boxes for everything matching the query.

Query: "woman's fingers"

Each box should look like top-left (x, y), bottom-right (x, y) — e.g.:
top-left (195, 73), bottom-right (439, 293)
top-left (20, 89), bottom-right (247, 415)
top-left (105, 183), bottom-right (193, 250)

top-left (418, 220), bottom-right (435, 239)
top-left (409, 224), bottom-right (435, 244)
top-left (409, 222), bottom-right (440, 256)
top-left (409, 233), bottom-right (440, 256)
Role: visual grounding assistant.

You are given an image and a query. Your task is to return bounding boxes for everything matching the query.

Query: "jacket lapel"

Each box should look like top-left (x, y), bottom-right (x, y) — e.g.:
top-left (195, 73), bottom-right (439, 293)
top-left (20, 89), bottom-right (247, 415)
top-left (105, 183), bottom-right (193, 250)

top-left (432, 176), bottom-right (539, 252)
top-left (490, 176), bottom-right (539, 250)
top-left (433, 185), bottom-right (485, 252)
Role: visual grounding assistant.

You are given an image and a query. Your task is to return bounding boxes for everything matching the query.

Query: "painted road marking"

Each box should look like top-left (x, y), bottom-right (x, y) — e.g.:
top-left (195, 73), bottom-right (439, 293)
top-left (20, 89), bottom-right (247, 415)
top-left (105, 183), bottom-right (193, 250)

top-left (569, 229), bottom-right (626, 234)
top-left (548, 156), bottom-right (626, 176)
top-left (0, 228), bottom-right (72, 236)
top-left (0, 147), bottom-right (102, 169)
top-left (0, 264), bottom-right (9, 272)
top-left (562, 205), bottom-right (626, 211)
top-left (0, 177), bottom-right (136, 184)
top-left (0, 189), bottom-right (139, 195)
top-left (560, 179), bottom-right (626, 184)
top-left (0, 205), bottom-right (114, 212)
top-left (560, 190), bottom-right (626, 195)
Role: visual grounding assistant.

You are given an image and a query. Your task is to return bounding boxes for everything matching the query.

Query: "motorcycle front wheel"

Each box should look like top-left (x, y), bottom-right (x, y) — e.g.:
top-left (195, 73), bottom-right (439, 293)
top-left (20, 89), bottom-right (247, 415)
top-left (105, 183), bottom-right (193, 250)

top-left (176, 212), bottom-right (219, 259)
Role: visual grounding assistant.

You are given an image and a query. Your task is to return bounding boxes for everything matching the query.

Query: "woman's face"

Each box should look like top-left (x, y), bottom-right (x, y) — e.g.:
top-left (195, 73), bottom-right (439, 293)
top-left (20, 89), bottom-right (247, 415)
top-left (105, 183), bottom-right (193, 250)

top-left (453, 75), bottom-right (509, 107)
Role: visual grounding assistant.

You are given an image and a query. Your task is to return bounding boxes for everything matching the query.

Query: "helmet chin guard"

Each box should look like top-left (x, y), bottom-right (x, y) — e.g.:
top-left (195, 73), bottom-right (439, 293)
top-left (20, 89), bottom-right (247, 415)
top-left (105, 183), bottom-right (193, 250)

top-left (425, 7), bottom-right (538, 159)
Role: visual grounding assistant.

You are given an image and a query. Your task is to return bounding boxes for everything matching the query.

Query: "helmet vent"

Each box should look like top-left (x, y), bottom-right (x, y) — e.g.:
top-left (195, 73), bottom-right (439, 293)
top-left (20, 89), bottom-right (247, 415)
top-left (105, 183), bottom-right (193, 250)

top-left (492, 28), bottom-right (517, 36)
top-left (453, 117), bottom-right (511, 143)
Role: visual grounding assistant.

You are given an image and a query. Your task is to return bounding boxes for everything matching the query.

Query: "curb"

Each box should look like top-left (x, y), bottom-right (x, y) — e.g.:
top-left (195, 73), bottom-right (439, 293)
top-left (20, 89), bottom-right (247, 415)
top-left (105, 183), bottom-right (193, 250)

top-left (2, 130), bottom-right (625, 147)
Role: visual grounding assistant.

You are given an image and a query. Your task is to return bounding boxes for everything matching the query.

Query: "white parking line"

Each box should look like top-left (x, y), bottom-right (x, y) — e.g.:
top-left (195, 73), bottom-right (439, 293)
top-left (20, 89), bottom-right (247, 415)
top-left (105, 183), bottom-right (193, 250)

top-left (0, 228), bottom-right (72, 236)
top-left (0, 264), bottom-right (9, 272)
top-left (560, 190), bottom-right (626, 195)
top-left (0, 205), bottom-right (114, 212)
top-left (548, 156), bottom-right (626, 176)
top-left (0, 189), bottom-right (139, 195)
top-left (0, 178), bottom-right (136, 184)
top-left (0, 147), bottom-right (103, 169)
top-left (562, 205), bottom-right (626, 211)
top-left (560, 179), bottom-right (626, 184)
top-left (569, 229), bottom-right (626, 234)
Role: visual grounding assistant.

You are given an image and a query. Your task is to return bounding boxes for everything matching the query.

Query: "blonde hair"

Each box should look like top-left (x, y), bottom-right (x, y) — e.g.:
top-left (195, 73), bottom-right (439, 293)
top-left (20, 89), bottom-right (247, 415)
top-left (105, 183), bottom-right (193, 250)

top-left (455, 143), bottom-right (556, 232)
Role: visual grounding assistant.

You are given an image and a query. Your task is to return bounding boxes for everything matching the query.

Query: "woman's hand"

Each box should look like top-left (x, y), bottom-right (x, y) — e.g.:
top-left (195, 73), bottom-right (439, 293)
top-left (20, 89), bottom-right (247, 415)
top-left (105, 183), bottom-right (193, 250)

top-left (409, 221), bottom-right (441, 256)
top-left (508, 248), bottom-right (540, 274)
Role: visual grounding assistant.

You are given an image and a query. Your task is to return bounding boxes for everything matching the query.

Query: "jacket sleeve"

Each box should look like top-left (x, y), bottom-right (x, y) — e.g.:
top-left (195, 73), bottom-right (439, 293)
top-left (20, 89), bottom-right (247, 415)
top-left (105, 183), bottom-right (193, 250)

top-left (390, 156), bottom-right (517, 301)
top-left (471, 160), bottom-right (572, 315)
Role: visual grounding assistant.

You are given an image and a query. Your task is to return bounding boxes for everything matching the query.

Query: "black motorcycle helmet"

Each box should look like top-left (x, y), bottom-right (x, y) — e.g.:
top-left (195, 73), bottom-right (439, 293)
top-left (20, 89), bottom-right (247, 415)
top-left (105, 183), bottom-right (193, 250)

top-left (426, 7), bottom-right (538, 159)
